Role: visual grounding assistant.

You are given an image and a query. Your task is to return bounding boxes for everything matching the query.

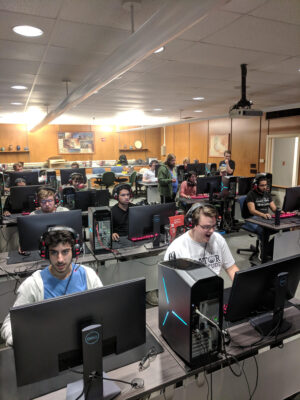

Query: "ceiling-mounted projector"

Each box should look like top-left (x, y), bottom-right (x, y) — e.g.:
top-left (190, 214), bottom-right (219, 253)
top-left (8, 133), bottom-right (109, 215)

top-left (229, 64), bottom-right (263, 118)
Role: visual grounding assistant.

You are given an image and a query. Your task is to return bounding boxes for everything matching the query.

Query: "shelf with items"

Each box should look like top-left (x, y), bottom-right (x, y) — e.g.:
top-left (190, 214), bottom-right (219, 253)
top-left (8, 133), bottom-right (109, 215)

top-left (0, 151), bottom-right (30, 153)
top-left (119, 148), bottom-right (148, 151)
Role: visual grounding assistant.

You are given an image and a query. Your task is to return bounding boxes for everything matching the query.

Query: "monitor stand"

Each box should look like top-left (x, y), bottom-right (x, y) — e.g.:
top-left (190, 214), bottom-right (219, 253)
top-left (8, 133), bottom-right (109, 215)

top-left (250, 272), bottom-right (292, 337)
top-left (66, 324), bottom-right (121, 400)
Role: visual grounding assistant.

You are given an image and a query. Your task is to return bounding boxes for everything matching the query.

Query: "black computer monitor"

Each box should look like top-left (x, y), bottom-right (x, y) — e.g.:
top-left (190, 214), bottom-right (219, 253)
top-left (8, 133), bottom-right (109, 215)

top-left (237, 177), bottom-right (253, 195)
top-left (196, 176), bottom-right (221, 195)
top-left (11, 278), bottom-right (146, 387)
top-left (46, 170), bottom-right (57, 186)
top-left (75, 190), bottom-right (110, 211)
top-left (7, 171), bottom-right (39, 186)
top-left (10, 185), bottom-right (41, 212)
top-left (282, 186), bottom-right (300, 212)
top-left (128, 202), bottom-right (176, 240)
top-left (60, 168), bottom-right (87, 185)
top-left (17, 210), bottom-right (82, 251)
top-left (226, 254), bottom-right (300, 336)
top-left (187, 163), bottom-right (206, 176)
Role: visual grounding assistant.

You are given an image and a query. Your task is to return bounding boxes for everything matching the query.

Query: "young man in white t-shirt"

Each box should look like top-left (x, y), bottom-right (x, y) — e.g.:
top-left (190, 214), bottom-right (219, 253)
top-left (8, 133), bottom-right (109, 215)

top-left (142, 160), bottom-right (158, 182)
top-left (164, 203), bottom-right (239, 280)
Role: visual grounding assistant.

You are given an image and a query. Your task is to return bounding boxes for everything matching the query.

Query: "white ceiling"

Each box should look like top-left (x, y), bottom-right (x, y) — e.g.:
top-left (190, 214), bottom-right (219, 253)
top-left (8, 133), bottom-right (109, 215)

top-left (0, 0), bottom-right (299, 126)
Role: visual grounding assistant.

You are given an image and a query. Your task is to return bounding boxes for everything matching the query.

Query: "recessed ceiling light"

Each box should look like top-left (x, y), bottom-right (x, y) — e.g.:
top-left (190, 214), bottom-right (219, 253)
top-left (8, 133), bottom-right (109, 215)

top-left (153, 108), bottom-right (162, 111)
top-left (11, 85), bottom-right (27, 90)
top-left (194, 110), bottom-right (203, 113)
top-left (298, 68), bottom-right (300, 72)
top-left (154, 46), bottom-right (164, 54)
top-left (11, 102), bottom-right (23, 105)
top-left (12, 25), bottom-right (43, 37)
top-left (193, 97), bottom-right (205, 101)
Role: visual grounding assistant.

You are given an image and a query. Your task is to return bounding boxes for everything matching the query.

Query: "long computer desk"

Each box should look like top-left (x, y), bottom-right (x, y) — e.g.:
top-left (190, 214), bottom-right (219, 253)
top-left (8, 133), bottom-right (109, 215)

top-left (246, 215), bottom-right (300, 262)
top-left (1, 304), bottom-right (299, 400)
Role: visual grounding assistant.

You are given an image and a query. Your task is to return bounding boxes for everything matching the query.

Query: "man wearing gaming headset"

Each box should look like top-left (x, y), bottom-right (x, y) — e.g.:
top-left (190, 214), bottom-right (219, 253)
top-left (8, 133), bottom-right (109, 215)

top-left (1, 227), bottom-right (102, 346)
top-left (30, 187), bottom-right (69, 214)
top-left (164, 203), bottom-right (239, 281)
top-left (179, 170), bottom-right (197, 199)
top-left (111, 183), bottom-right (135, 241)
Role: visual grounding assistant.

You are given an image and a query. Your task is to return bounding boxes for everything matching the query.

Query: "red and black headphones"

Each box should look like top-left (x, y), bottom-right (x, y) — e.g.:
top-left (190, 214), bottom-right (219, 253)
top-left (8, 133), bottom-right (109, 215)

top-left (112, 183), bottom-right (133, 200)
top-left (252, 173), bottom-right (268, 192)
top-left (184, 202), bottom-right (218, 228)
top-left (187, 171), bottom-right (197, 186)
top-left (39, 226), bottom-right (82, 259)
top-left (35, 186), bottom-right (60, 206)
top-left (69, 172), bottom-right (85, 184)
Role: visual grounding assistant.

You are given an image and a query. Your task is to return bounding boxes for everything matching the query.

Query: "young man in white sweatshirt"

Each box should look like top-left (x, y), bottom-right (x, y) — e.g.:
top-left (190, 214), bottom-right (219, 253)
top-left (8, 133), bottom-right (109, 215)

top-left (1, 227), bottom-right (102, 346)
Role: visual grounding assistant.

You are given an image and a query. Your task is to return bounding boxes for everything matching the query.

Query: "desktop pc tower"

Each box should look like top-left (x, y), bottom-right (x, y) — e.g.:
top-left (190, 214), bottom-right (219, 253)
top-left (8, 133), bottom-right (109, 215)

top-left (158, 259), bottom-right (223, 367)
top-left (88, 206), bottom-right (112, 254)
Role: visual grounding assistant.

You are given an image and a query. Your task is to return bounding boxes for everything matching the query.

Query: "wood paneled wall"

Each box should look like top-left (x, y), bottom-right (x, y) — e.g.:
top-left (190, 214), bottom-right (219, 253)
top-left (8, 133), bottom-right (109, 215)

top-left (0, 116), bottom-right (299, 182)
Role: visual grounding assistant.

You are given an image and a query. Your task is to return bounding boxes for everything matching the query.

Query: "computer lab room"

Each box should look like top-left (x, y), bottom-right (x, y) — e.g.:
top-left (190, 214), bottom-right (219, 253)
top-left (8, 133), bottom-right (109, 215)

top-left (0, 1), bottom-right (300, 400)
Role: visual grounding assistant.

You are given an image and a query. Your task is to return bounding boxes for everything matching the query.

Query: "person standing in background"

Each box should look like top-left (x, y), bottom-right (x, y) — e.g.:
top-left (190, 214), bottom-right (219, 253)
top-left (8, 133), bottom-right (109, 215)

top-left (219, 150), bottom-right (235, 176)
top-left (158, 153), bottom-right (178, 203)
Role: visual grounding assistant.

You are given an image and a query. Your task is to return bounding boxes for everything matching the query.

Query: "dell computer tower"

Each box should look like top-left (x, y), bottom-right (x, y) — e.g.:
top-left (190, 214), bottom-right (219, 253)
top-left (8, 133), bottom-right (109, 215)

top-left (88, 206), bottom-right (112, 254)
top-left (158, 259), bottom-right (223, 367)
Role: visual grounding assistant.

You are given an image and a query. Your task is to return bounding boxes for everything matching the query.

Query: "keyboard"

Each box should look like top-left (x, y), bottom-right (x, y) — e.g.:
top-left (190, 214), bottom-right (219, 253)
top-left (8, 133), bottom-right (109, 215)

top-left (112, 236), bottom-right (152, 250)
top-left (271, 212), bottom-right (297, 219)
top-left (2, 212), bottom-right (30, 223)
top-left (191, 194), bottom-right (209, 199)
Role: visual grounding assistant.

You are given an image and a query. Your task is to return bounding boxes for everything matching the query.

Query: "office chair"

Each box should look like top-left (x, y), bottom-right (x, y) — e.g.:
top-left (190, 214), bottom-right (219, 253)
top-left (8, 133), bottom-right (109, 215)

top-left (92, 167), bottom-right (106, 187)
top-left (96, 171), bottom-right (116, 190)
top-left (236, 195), bottom-right (259, 262)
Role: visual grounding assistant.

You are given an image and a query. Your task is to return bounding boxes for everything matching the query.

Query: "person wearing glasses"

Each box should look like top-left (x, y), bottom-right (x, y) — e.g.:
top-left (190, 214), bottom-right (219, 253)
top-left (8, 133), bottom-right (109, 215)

top-left (30, 187), bottom-right (68, 214)
top-left (164, 203), bottom-right (239, 280)
top-left (1, 228), bottom-right (102, 346)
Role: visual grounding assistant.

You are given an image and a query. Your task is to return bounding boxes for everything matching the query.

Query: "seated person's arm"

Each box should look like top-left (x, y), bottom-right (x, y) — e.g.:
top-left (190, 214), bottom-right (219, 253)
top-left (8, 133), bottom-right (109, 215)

top-left (0, 277), bottom-right (39, 346)
top-left (226, 264), bottom-right (239, 281)
top-left (179, 182), bottom-right (190, 199)
top-left (247, 201), bottom-right (271, 219)
top-left (269, 200), bottom-right (277, 213)
top-left (142, 171), bottom-right (151, 183)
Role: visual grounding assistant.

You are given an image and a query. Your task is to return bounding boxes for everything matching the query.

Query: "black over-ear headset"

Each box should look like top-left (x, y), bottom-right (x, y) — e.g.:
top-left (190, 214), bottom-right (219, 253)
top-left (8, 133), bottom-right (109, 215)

top-left (36, 186), bottom-right (60, 205)
top-left (69, 172), bottom-right (85, 184)
top-left (252, 173), bottom-right (268, 191)
top-left (187, 171), bottom-right (197, 186)
top-left (39, 226), bottom-right (82, 259)
top-left (112, 183), bottom-right (133, 200)
top-left (184, 202), bottom-right (218, 228)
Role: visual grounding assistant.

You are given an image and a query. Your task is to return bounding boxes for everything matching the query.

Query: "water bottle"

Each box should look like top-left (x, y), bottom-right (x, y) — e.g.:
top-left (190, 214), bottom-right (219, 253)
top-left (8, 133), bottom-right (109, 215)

top-left (275, 208), bottom-right (281, 226)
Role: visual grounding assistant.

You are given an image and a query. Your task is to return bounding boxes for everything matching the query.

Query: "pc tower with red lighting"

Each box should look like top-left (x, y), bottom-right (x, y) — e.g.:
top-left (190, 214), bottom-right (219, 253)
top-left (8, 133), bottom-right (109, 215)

top-left (88, 206), bottom-right (112, 254)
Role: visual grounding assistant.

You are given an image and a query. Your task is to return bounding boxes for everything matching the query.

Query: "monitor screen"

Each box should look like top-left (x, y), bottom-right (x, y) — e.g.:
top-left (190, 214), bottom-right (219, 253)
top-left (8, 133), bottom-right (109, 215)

top-left (11, 278), bottom-right (146, 386)
top-left (196, 176), bottom-right (221, 194)
top-left (282, 186), bottom-right (300, 212)
top-left (10, 185), bottom-right (41, 212)
top-left (237, 177), bottom-right (253, 195)
top-left (128, 202), bottom-right (176, 239)
top-left (60, 168), bottom-right (86, 185)
top-left (75, 190), bottom-right (110, 211)
top-left (226, 254), bottom-right (300, 327)
top-left (7, 171), bottom-right (39, 186)
top-left (187, 163), bottom-right (206, 176)
top-left (17, 210), bottom-right (82, 251)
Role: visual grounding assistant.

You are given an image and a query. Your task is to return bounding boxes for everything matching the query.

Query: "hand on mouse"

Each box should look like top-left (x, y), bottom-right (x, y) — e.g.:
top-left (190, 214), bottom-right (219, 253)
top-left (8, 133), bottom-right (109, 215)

top-left (112, 233), bottom-right (120, 241)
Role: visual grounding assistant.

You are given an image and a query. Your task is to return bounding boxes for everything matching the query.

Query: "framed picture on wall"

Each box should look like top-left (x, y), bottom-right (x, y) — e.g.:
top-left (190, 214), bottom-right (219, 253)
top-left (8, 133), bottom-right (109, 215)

top-left (58, 132), bottom-right (94, 154)
top-left (208, 133), bottom-right (229, 157)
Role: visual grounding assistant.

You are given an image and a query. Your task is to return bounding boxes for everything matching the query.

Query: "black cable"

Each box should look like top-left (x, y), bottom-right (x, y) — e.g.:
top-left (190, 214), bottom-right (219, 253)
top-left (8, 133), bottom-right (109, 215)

top-left (69, 369), bottom-right (141, 389)
top-left (204, 370), bottom-right (209, 400)
top-left (241, 360), bottom-right (251, 399)
top-left (210, 372), bottom-right (212, 400)
top-left (250, 355), bottom-right (259, 400)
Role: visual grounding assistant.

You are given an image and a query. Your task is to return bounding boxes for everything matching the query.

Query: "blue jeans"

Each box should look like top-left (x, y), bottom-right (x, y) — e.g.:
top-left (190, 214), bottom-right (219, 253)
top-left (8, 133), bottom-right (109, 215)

top-left (243, 221), bottom-right (264, 240)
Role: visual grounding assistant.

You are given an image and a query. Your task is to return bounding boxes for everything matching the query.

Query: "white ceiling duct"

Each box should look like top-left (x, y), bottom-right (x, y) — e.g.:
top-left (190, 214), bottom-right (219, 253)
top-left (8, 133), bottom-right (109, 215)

top-left (30, 0), bottom-right (227, 132)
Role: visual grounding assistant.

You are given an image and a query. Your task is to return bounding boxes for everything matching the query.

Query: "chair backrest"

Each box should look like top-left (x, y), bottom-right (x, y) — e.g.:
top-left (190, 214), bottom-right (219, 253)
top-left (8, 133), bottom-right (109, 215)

top-left (102, 171), bottom-right (116, 186)
top-left (92, 167), bottom-right (105, 174)
top-left (129, 171), bottom-right (137, 185)
top-left (111, 166), bottom-right (123, 173)
top-left (239, 195), bottom-right (250, 219)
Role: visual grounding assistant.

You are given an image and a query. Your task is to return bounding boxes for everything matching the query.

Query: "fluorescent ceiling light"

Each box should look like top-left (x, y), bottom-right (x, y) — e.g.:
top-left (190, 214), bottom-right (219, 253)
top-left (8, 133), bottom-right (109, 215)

top-left (11, 102), bottom-right (23, 105)
top-left (193, 97), bottom-right (205, 100)
top-left (12, 25), bottom-right (43, 37)
top-left (11, 85), bottom-right (27, 90)
top-left (153, 108), bottom-right (162, 111)
top-left (194, 110), bottom-right (203, 113)
top-left (154, 46), bottom-right (164, 54)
